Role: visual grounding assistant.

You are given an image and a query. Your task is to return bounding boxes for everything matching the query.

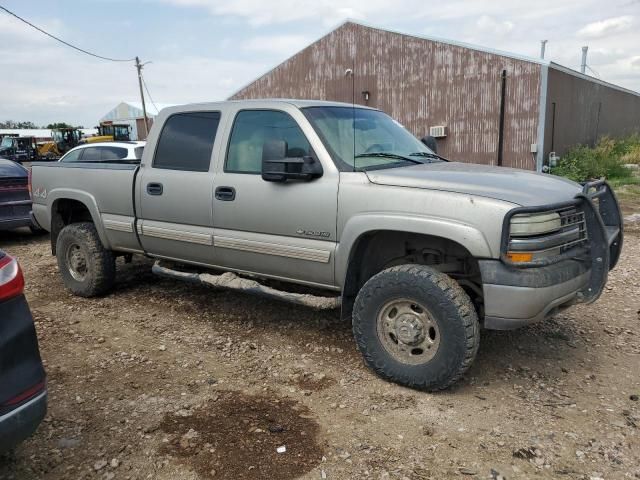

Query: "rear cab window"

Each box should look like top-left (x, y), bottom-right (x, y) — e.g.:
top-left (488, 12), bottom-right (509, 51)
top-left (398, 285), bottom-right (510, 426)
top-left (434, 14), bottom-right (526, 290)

top-left (153, 112), bottom-right (221, 172)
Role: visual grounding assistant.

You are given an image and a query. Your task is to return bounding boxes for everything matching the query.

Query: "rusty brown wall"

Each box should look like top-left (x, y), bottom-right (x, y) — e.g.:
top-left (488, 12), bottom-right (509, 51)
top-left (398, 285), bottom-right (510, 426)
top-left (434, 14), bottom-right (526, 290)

top-left (231, 22), bottom-right (542, 169)
top-left (543, 66), bottom-right (640, 157)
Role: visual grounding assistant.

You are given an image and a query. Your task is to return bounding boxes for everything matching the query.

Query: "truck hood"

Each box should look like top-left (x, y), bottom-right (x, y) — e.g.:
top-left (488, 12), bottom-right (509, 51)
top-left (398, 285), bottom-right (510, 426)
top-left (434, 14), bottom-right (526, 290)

top-left (365, 162), bottom-right (582, 206)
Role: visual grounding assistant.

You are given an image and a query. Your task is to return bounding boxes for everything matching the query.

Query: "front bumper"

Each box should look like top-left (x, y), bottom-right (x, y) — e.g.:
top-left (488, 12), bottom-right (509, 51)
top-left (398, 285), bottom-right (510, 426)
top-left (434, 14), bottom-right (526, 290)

top-left (480, 180), bottom-right (623, 330)
top-left (0, 390), bottom-right (47, 452)
top-left (480, 259), bottom-right (590, 329)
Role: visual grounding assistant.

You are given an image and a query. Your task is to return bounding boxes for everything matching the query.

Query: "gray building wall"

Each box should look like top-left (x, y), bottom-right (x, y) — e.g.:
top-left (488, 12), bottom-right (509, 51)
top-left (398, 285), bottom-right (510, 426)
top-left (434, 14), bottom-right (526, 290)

top-left (543, 65), bottom-right (640, 158)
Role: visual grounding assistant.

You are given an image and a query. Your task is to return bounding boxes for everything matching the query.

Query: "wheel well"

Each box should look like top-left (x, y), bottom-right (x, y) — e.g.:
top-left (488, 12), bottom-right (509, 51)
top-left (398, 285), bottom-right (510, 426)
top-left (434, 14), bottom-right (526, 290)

top-left (50, 199), bottom-right (94, 255)
top-left (341, 230), bottom-right (483, 321)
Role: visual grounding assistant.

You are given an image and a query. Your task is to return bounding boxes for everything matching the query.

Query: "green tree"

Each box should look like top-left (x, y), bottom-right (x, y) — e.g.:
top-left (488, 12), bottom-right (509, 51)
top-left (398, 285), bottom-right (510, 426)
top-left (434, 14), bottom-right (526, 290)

top-left (46, 122), bottom-right (75, 129)
top-left (0, 120), bottom-right (41, 128)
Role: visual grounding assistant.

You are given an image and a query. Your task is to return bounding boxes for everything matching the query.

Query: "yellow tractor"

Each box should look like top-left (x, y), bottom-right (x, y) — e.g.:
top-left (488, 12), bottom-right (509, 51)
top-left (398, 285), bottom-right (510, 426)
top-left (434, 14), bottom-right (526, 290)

top-left (84, 123), bottom-right (131, 143)
top-left (37, 128), bottom-right (83, 160)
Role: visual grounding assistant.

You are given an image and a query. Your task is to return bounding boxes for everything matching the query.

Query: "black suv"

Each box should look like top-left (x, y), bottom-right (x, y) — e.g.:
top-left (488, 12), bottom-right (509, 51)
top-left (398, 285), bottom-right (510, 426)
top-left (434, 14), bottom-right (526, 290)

top-left (0, 250), bottom-right (47, 452)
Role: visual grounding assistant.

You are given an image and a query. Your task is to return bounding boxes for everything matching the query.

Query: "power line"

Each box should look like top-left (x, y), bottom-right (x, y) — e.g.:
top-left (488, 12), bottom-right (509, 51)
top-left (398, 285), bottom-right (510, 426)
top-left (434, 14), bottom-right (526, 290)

top-left (0, 4), bottom-right (135, 62)
top-left (586, 65), bottom-right (601, 79)
top-left (141, 75), bottom-right (159, 114)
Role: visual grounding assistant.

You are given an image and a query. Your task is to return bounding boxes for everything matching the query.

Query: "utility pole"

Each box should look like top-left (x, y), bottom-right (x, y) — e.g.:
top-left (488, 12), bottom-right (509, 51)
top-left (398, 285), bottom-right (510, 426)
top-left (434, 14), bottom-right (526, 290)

top-left (135, 56), bottom-right (149, 139)
top-left (540, 40), bottom-right (547, 59)
top-left (581, 46), bottom-right (588, 74)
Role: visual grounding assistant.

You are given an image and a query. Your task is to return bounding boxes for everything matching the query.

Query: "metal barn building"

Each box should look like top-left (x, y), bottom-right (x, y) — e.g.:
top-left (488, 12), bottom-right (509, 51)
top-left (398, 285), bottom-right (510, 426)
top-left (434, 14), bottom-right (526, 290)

top-left (231, 21), bottom-right (640, 171)
top-left (100, 101), bottom-right (176, 140)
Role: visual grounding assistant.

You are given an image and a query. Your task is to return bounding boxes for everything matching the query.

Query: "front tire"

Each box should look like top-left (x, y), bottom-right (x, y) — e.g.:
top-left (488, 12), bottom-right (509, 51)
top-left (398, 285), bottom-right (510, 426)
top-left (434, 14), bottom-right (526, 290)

top-left (56, 222), bottom-right (115, 297)
top-left (352, 264), bottom-right (480, 391)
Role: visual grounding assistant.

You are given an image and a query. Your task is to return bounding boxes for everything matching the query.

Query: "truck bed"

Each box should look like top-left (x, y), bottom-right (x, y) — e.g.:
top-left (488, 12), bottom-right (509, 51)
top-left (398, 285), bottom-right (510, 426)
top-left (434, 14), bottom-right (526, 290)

top-left (30, 162), bottom-right (140, 251)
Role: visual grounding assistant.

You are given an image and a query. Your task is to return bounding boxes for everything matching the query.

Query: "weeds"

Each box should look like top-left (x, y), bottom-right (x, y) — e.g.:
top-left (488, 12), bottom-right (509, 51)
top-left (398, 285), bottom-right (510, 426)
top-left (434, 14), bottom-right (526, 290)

top-left (551, 134), bottom-right (640, 184)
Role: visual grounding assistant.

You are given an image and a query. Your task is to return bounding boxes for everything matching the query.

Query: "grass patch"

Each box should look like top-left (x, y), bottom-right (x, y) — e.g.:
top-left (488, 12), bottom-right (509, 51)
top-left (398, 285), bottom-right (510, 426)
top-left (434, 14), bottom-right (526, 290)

top-left (551, 135), bottom-right (640, 185)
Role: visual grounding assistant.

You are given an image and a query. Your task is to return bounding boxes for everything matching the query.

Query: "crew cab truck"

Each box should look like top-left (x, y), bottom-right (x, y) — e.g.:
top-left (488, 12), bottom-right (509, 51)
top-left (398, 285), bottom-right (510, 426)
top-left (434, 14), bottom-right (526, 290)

top-left (30, 100), bottom-right (623, 391)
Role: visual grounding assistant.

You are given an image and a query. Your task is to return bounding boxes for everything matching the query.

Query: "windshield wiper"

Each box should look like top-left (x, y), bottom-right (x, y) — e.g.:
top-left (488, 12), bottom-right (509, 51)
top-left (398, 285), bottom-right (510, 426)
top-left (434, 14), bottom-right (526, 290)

top-left (354, 152), bottom-right (424, 164)
top-left (408, 152), bottom-right (447, 162)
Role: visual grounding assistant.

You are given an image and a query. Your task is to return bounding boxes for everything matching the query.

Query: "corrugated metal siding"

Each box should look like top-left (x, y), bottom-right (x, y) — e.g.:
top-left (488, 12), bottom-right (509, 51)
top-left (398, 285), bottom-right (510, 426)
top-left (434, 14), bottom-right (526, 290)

top-left (232, 22), bottom-right (541, 169)
top-left (543, 67), bottom-right (640, 157)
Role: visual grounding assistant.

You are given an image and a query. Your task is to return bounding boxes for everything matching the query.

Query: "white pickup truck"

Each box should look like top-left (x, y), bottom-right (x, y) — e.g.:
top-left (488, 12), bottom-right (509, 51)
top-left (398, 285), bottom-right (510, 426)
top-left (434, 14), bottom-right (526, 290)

top-left (30, 99), bottom-right (623, 391)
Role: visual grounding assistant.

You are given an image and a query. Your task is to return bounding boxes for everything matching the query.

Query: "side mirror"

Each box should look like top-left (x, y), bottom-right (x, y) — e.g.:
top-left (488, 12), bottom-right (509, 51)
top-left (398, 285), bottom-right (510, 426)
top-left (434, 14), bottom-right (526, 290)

top-left (261, 140), bottom-right (323, 182)
top-left (421, 135), bottom-right (438, 154)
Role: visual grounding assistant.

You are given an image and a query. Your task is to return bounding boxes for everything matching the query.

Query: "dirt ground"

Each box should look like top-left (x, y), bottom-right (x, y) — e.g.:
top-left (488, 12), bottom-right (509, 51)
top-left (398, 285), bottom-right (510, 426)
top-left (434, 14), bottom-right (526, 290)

top-left (1, 216), bottom-right (639, 479)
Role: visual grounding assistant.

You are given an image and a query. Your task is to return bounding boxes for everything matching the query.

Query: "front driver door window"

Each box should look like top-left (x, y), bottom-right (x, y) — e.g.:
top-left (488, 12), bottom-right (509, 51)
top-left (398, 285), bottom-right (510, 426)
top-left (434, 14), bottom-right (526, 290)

top-left (225, 110), bottom-right (312, 174)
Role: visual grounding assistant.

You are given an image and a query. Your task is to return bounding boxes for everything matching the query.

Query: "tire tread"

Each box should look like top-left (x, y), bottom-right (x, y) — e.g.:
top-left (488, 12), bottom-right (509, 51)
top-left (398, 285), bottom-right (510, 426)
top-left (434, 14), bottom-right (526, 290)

top-left (352, 264), bottom-right (480, 391)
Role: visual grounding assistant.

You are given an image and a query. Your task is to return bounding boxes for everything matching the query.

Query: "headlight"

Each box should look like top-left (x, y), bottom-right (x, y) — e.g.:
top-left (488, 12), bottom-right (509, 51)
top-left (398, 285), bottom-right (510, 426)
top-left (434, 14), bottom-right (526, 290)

top-left (506, 208), bottom-right (587, 263)
top-left (509, 212), bottom-right (561, 236)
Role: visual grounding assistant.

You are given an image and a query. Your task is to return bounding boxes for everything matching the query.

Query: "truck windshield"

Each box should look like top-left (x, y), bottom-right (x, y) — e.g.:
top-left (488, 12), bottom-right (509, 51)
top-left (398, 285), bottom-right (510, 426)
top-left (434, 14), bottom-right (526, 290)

top-left (1, 137), bottom-right (13, 148)
top-left (303, 106), bottom-right (440, 171)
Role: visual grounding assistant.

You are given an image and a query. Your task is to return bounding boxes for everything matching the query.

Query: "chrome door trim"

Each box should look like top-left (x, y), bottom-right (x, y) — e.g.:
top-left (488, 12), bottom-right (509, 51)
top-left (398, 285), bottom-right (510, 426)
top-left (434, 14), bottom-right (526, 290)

top-left (141, 224), bottom-right (213, 246)
top-left (214, 235), bottom-right (331, 263)
top-left (103, 218), bottom-right (134, 233)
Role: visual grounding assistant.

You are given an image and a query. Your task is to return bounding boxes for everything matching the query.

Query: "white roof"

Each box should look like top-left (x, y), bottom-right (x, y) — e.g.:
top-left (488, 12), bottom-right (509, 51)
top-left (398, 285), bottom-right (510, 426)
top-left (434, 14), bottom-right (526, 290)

top-left (0, 128), bottom-right (97, 138)
top-left (100, 101), bottom-right (178, 122)
top-left (70, 141), bottom-right (146, 149)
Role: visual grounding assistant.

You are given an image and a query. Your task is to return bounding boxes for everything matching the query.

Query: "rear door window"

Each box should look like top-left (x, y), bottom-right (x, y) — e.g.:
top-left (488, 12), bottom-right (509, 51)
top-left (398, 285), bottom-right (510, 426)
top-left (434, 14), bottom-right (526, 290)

top-left (153, 112), bottom-right (221, 172)
top-left (79, 147), bottom-right (101, 162)
top-left (100, 147), bottom-right (128, 160)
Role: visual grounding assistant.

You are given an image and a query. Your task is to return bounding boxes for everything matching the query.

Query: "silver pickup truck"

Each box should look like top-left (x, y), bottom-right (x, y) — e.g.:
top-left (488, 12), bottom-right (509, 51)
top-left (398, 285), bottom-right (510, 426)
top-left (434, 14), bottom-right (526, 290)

top-left (30, 99), bottom-right (623, 391)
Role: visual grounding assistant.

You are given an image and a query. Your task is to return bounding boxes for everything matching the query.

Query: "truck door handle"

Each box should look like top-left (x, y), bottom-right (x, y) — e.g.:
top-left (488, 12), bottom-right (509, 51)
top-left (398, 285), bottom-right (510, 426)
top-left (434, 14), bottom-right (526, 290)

top-left (215, 186), bottom-right (236, 201)
top-left (147, 182), bottom-right (163, 196)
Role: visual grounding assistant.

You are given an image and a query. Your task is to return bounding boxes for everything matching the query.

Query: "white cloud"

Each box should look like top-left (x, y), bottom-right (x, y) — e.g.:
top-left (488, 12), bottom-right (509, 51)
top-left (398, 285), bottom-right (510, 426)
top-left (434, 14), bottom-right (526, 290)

top-left (159, 0), bottom-right (415, 26)
top-left (0, 14), bottom-right (63, 42)
top-left (476, 15), bottom-right (515, 35)
top-left (577, 15), bottom-right (634, 38)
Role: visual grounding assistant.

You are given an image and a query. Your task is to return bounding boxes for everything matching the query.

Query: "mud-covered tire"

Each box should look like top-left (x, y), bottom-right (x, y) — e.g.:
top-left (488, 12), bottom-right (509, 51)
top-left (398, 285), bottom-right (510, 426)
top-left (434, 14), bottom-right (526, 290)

top-left (56, 222), bottom-right (115, 297)
top-left (352, 264), bottom-right (480, 391)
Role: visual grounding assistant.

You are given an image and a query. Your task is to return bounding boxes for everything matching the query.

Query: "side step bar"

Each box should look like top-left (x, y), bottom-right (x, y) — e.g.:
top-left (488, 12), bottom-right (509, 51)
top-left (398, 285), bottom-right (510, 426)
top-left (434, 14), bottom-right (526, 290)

top-left (152, 261), bottom-right (341, 310)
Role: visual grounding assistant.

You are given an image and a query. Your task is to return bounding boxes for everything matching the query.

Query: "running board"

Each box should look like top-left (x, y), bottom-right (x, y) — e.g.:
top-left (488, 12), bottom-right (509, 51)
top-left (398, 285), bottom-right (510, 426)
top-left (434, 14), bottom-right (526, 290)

top-left (152, 261), bottom-right (341, 310)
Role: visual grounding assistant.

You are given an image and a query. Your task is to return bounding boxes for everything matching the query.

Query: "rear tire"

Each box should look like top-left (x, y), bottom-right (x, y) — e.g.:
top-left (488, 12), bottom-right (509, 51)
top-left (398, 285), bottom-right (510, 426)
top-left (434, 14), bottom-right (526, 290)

top-left (352, 264), bottom-right (480, 391)
top-left (56, 222), bottom-right (115, 297)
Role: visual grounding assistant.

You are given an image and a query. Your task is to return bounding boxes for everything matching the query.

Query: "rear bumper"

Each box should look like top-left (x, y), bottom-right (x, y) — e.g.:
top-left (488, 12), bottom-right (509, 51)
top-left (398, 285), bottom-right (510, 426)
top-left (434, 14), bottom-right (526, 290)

top-left (0, 390), bottom-right (47, 452)
top-left (480, 259), bottom-right (590, 330)
top-left (0, 216), bottom-right (33, 231)
top-left (0, 200), bottom-right (33, 231)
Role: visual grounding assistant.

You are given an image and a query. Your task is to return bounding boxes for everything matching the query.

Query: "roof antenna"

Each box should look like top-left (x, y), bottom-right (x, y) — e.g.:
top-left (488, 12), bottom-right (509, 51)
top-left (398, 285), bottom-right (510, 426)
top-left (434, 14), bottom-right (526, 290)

top-left (345, 68), bottom-right (355, 172)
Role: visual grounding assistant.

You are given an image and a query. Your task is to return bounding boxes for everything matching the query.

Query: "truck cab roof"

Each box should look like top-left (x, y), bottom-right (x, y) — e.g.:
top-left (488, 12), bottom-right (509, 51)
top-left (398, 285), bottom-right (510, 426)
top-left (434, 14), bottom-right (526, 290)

top-left (158, 99), bottom-right (376, 116)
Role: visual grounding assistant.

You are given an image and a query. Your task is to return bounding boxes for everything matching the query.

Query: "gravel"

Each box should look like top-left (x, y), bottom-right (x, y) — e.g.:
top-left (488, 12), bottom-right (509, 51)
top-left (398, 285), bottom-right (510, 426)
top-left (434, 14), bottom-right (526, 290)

top-left (0, 223), bottom-right (638, 479)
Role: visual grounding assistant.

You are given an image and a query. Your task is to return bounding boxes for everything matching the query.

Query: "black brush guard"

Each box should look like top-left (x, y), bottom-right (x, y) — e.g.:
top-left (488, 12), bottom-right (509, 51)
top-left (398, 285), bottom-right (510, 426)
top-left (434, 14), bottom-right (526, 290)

top-left (500, 179), bottom-right (623, 304)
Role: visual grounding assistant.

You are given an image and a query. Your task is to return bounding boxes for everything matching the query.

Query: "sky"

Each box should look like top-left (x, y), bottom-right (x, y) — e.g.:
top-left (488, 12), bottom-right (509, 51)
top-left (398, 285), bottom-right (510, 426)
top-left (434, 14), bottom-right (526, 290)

top-left (0, 0), bottom-right (639, 127)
